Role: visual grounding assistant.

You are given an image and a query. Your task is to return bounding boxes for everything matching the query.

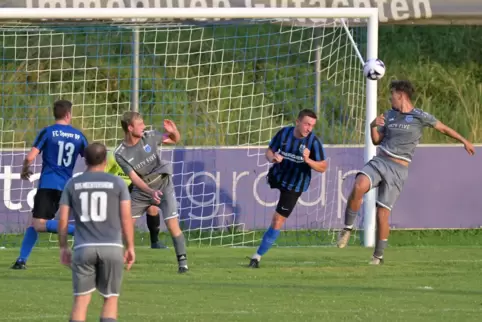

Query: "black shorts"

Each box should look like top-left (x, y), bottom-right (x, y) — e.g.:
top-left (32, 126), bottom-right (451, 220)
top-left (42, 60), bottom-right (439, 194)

top-left (267, 168), bottom-right (302, 217)
top-left (128, 183), bottom-right (133, 194)
top-left (275, 188), bottom-right (302, 218)
top-left (32, 188), bottom-right (62, 220)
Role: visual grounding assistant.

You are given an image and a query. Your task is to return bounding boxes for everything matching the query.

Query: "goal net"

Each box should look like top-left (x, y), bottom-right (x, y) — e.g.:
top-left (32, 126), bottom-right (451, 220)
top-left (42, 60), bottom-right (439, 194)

top-left (0, 8), bottom-right (378, 248)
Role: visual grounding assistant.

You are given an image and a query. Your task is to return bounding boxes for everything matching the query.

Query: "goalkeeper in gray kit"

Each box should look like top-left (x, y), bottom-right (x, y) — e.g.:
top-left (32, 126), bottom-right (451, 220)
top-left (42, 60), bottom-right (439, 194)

top-left (114, 111), bottom-right (188, 273)
top-left (337, 80), bottom-right (475, 264)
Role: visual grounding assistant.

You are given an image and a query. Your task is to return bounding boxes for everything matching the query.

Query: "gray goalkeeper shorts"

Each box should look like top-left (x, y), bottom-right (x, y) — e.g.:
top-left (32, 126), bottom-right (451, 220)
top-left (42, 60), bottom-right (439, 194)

top-left (130, 173), bottom-right (178, 220)
top-left (72, 246), bottom-right (124, 298)
top-left (358, 155), bottom-right (409, 211)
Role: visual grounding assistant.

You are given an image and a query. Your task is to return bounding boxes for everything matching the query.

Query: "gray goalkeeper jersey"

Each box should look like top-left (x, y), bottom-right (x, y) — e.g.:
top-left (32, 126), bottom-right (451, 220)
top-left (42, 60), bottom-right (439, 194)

top-left (378, 108), bottom-right (437, 163)
top-left (60, 171), bottom-right (130, 250)
top-left (114, 130), bottom-right (172, 179)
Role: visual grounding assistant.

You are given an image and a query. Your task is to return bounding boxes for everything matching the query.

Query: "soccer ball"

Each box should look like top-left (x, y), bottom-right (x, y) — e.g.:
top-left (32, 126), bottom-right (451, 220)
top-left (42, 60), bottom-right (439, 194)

top-left (363, 58), bottom-right (386, 80)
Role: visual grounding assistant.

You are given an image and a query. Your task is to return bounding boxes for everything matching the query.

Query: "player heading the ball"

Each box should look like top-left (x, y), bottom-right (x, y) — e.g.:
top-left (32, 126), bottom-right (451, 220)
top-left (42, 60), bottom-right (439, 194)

top-left (58, 142), bottom-right (135, 322)
top-left (337, 80), bottom-right (475, 264)
top-left (12, 100), bottom-right (88, 270)
top-left (114, 111), bottom-right (189, 273)
top-left (248, 109), bottom-right (328, 268)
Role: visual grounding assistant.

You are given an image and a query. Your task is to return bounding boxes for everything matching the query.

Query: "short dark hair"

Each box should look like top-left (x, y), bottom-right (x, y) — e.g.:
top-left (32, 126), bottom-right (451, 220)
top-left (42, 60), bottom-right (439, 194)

top-left (53, 100), bottom-right (72, 120)
top-left (121, 111), bottom-right (143, 133)
top-left (84, 142), bottom-right (107, 167)
top-left (390, 80), bottom-right (415, 99)
top-left (297, 109), bottom-right (317, 120)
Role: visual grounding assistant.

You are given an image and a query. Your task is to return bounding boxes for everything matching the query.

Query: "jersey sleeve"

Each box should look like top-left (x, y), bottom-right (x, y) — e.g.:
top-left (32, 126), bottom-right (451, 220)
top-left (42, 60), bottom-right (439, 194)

top-left (114, 152), bottom-right (134, 176)
top-left (32, 127), bottom-right (48, 151)
top-left (59, 180), bottom-right (73, 207)
top-left (310, 137), bottom-right (326, 162)
top-left (118, 177), bottom-right (131, 201)
top-left (421, 111), bottom-right (438, 127)
top-left (268, 128), bottom-right (284, 152)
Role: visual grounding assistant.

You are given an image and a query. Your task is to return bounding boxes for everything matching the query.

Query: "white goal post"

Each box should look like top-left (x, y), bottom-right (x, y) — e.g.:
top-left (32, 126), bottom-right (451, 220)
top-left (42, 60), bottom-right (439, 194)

top-left (0, 7), bottom-right (378, 247)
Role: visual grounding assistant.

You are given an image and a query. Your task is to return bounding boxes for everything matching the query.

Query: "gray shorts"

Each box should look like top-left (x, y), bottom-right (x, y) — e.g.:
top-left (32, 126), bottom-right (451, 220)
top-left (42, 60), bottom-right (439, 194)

top-left (358, 155), bottom-right (409, 211)
top-left (72, 246), bottom-right (124, 298)
top-left (131, 174), bottom-right (178, 220)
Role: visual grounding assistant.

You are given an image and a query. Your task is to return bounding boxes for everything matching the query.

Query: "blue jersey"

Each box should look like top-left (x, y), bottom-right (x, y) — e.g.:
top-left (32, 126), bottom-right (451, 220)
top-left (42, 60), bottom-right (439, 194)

top-left (33, 124), bottom-right (88, 191)
top-left (268, 126), bottom-right (325, 193)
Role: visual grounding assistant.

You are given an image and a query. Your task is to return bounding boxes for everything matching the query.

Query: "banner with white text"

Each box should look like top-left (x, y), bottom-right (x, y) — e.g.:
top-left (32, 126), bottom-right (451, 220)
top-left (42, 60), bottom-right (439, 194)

top-left (0, 146), bottom-right (481, 234)
top-left (1, 0), bottom-right (482, 25)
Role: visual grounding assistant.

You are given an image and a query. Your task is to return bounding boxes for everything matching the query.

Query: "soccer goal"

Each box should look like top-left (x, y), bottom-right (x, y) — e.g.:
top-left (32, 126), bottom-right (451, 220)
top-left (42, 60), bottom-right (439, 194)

top-left (0, 8), bottom-right (378, 248)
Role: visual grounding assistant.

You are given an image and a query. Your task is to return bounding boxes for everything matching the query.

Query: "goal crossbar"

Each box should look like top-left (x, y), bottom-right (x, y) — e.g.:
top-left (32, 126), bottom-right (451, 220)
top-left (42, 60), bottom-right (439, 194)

top-left (0, 8), bottom-right (379, 20)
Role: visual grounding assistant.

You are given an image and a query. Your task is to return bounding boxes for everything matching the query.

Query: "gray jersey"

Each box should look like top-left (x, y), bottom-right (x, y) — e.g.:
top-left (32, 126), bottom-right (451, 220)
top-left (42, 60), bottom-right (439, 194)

top-left (60, 171), bottom-right (130, 250)
top-left (114, 130), bottom-right (172, 179)
top-left (378, 108), bottom-right (437, 163)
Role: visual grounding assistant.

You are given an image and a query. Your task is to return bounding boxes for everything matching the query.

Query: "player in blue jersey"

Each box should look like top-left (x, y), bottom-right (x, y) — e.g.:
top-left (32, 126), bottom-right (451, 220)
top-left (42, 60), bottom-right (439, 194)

top-left (11, 100), bottom-right (88, 269)
top-left (248, 109), bottom-right (328, 268)
top-left (337, 80), bottom-right (475, 264)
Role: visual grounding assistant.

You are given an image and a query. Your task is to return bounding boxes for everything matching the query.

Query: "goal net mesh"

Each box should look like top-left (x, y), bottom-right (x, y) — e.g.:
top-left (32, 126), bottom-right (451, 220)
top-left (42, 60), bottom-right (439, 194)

top-left (0, 18), bottom-right (368, 247)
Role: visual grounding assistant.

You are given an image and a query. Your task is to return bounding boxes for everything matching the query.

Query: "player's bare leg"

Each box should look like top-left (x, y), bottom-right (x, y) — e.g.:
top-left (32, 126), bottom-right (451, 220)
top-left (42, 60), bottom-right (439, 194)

top-left (70, 293), bottom-right (93, 322)
top-left (146, 206), bottom-right (168, 249)
top-left (337, 174), bottom-right (370, 248)
top-left (369, 206), bottom-right (390, 265)
top-left (100, 296), bottom-right (119, 322)
top-left (249, 212), bottom-right (286, 268)
top-left (165, 217), bottom-right (188, 273)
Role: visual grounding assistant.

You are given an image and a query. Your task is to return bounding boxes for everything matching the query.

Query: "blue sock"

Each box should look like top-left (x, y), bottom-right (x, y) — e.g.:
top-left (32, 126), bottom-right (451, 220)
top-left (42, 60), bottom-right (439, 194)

top-left (256, 227), bottom-right (280, 256)
top-left (18, 227), bottom-right (38, 262)
top-left (45, 220), bottom-right (75, 236)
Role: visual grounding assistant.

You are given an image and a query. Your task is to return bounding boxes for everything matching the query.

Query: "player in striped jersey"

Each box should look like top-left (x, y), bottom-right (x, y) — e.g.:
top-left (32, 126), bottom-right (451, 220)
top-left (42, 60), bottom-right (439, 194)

top-left (248, 109), bottom-right (328, 268)
top-left (105, 152), bottom-right (168, 249)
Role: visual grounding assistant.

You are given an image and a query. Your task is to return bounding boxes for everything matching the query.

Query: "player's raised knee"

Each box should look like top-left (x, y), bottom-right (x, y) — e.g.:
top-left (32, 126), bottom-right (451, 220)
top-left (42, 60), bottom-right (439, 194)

top-left (353, 173), bottom-right (371, 195)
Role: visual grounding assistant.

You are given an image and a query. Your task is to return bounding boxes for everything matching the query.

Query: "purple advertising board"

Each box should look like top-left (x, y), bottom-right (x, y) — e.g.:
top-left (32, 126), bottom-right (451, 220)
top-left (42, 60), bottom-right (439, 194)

top-left (0, 145), bottom-right (481, 234)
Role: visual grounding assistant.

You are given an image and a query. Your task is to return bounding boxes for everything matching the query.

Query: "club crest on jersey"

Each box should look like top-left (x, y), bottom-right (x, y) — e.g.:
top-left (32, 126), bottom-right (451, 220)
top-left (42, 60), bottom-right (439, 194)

top-left (144, 144), bottom-right (151, 153)
top-left (299, 144), bottom-right (306, 153)
top-left (405, 115), bottom-right (413, 123)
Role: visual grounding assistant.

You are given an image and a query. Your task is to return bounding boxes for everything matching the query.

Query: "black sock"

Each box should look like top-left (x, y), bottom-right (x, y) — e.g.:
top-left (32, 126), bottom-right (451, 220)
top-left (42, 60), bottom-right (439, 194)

top-left (146, 215), bottom-right (160, 244)
top-left (100, 318), bottom-right (117, 322)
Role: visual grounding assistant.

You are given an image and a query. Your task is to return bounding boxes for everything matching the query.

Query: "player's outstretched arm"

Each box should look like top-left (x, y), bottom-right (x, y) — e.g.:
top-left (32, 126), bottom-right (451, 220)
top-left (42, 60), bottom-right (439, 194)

top-left (370, 114), bottom-right (385, 146)
top-left (433, 121), bottom-right (475, 155)
top-left (120, 199), bottom-right (135, 270)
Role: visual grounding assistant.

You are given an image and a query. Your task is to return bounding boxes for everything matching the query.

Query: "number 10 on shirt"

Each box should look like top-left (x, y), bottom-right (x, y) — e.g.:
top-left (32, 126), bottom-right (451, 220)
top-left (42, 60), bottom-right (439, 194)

top-left (79, 191), bottom-right (108, 222)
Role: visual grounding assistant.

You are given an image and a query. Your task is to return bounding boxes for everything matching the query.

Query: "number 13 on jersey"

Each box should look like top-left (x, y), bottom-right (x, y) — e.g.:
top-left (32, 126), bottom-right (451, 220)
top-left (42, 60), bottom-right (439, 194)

top-left (58, 140), bottom-right (75, 167)
top-left (79, 191), bottom-right (108, 222)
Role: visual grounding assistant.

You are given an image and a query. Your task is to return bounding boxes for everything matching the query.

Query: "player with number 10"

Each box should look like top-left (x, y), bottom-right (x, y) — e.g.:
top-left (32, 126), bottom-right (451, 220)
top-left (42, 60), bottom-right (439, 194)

top-left (11, 100), bottom-right (88, 269)
top-left (58, 142), bottom-right (135, 322)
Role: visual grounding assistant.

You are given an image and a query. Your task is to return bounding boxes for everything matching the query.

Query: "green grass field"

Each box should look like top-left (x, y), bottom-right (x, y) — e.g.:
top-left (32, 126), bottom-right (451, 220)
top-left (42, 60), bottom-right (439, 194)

top-left (0, 231), bottom-right (481, 321)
